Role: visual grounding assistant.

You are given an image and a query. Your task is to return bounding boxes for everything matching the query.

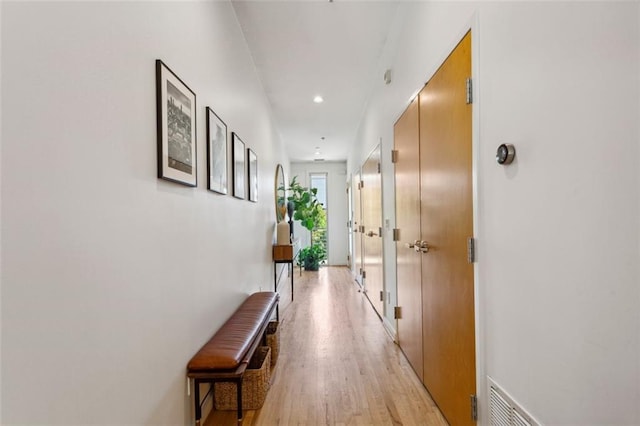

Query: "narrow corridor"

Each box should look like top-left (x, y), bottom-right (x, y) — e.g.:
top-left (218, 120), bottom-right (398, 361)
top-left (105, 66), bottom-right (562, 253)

top-left (205, 267), bottom-right (447, 425)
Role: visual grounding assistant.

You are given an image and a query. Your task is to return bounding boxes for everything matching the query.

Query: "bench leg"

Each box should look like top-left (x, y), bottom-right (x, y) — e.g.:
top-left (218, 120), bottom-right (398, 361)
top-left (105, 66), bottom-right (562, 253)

top-left (236, 377), bottom-right (243, 424)
top-left (194, 379), bottom-right (202, 426)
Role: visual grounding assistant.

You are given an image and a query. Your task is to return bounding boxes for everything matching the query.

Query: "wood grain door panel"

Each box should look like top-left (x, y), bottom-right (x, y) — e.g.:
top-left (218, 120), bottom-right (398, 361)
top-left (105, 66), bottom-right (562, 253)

top-left (394, 98), bottom-right (424, 381)
top-left (419, 31), bottom-right (476, 426)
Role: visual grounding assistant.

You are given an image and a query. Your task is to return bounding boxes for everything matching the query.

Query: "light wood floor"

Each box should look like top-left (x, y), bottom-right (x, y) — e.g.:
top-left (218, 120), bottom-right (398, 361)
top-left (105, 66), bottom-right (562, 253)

top-left (204, 266), bottom-right (448, 426)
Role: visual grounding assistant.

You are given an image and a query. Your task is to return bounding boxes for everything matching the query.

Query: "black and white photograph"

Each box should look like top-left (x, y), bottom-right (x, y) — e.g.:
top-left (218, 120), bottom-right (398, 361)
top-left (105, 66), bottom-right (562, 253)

top-left (247, 148), bottom-right (257, 202)
top-left (156, 59), bottom-right (197, 186)
top-left (206, 107), bottom-right (228, 194)
top-left (232, 133), bottom-right (245, 199)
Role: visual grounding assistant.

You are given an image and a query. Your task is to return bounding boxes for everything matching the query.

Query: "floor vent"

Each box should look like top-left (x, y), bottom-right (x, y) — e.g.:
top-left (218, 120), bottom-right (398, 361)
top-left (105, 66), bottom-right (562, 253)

top-left (488, 377), bottom-right (540, 426)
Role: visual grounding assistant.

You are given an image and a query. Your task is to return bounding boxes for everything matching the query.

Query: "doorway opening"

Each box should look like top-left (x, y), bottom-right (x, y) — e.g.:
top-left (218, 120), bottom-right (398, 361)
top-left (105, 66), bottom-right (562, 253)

top-left (310, 173), bottom-right (328, 265)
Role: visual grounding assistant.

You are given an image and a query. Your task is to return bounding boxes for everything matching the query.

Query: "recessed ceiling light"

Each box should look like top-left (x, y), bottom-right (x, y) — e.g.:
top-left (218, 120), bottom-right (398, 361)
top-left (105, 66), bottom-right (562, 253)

top-left (313, 95), bottom-right (324, 104)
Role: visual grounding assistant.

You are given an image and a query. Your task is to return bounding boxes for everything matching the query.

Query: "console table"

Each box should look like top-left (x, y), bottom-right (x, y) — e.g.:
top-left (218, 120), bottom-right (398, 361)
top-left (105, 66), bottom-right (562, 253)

top-left (272, 239), bottom-right (300, 319)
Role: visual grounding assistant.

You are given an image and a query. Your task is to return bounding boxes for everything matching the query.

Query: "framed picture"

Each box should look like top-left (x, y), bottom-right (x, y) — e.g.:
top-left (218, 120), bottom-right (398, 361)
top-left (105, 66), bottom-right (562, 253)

top-left (156, 60), bottom-right (197, 186)
top-left (206, 107), bottom-right (228, 194)
top-left (232, 133), bottom-right (245, 199)
top-left (247, 148), bottom-right (257, 202)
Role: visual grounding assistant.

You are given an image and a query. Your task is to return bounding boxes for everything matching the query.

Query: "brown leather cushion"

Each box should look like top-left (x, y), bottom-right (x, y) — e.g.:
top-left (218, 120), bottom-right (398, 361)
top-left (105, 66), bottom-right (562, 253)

top-left (187, 292), bottom-right (278, 371)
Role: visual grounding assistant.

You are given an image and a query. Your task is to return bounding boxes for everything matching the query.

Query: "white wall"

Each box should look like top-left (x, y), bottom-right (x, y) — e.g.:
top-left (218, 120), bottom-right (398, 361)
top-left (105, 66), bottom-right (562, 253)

top-left (349, 5), bottom-right (412, 332)
top-left (350, 2), bottom-right (640, 424)
top-left (1, 2), bottom-right (287, 424)
top-left (290, 161), bottom-right (348, 266)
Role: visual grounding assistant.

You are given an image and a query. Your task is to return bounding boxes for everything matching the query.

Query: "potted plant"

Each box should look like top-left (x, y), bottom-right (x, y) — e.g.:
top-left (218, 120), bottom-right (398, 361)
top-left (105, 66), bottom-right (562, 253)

top-left (286, 176), bottom-right (324, 232)
top-left (287, 176), bottom-right (327, 270)
top-left (298, 244), bottom-right (326, 271)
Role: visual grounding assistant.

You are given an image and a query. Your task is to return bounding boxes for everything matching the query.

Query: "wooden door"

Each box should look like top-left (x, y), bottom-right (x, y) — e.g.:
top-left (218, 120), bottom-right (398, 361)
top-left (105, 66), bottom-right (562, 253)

top-left (352, 171), bottom-right (363, 285)
top-left (362, 146), bottom-right (384, 317)
top-left (394, 98), bottom-right (423, 380)
top-left (419, 32), bottom-right (476, 426)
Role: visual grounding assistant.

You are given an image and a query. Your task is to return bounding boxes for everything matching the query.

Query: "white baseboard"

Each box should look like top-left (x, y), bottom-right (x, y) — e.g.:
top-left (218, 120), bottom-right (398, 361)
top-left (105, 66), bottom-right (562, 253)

top-left (382, 316), bottom-right (397, 343)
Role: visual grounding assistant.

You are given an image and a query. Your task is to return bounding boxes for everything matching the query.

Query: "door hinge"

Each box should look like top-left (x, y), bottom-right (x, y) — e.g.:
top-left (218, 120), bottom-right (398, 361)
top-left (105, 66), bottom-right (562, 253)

top-left (379, 290), bottom-right (384, 302)
top-left (359, 267), bottom-right (362, 275)
top-left (362, 270), bottom-right (367, 279)
top-left (360, 180), bottom-right (364, 189)
top-left (394, 306), bottom-right (402, 319)
top-left (466, 78), bottom-right (473, 104)
top-left (470, 394), bottom-right (478, 421)
top-left (378, 227), bottom-right (383, 237)
top-left (392, 228), bottom-right (400, 241)
top-left (359, 225), bottom-right (365, 233)
top-left (377, 162), bottom-right (381, 173)
top-left (467, 237), bottom-right (476, 263)
top-left (391, 149), bottom-right (398, 163)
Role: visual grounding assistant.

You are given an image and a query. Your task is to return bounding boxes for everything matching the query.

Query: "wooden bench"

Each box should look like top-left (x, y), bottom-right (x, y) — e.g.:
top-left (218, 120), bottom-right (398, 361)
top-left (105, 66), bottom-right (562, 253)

top-left (187, 292), bottom-right (279, 425)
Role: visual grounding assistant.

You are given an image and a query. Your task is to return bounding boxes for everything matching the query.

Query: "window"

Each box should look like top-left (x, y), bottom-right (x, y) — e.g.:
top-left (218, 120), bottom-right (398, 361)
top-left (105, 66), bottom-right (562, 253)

top-left (309, 173), bottom-right (328, 264)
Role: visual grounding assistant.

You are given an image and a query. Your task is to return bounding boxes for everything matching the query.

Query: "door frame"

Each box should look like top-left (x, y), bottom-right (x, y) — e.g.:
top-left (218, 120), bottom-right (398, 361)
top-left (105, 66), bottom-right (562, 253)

top-left (361, 143), bottom-right (385, 319)
top-left (393, 97), bottom-right (423, 380)
top-left (469, 17), bottom-right (484, 423)
top-left (405, 16), bottom-right (485, 423)
top-left (347, 173), bottom-right (353, 270)
top-left (351, 168), bottom-right (364, 286)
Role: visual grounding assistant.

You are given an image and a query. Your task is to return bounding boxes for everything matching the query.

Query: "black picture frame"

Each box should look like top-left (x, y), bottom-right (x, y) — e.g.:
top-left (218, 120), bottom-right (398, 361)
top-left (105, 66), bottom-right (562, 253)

top-left (206, 107), bottom-right (228, 194)
top-left (248, 148), bottom-right (257, 202)
top-left (156, 60), bottom-right (197, 186)
top-left (232, 133), bottom-right (245, 199)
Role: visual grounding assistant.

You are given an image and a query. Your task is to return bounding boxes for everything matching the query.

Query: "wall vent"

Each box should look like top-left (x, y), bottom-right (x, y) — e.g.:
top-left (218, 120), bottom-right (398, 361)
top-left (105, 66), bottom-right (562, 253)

top-left (513, 410), bottom-right (533, 426)
top-left (490, 388), bottom-right (512, 426)
top-left (488, 377), bottom-right (539, 426)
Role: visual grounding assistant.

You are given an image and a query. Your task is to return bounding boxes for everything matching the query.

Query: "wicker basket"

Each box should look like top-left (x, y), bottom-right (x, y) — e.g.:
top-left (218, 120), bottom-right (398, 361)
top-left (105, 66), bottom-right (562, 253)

top-left (214, 346), bottom-right (271, 411)
top-left (265, 321), bottom-right (280, 367)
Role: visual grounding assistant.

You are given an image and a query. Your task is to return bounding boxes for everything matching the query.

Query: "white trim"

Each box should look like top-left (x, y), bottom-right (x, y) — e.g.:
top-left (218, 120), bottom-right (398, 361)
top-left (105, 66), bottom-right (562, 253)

top-left (467, 12), bottom-right (487, 426)
top-left (350, 168), bottom-right (364, 286)
top-left (376, 137), bottom-right (391, 321)
top-left (354, 271), bottom-right (363, 287)
top-left (382, 316), bottom-right (398, 343)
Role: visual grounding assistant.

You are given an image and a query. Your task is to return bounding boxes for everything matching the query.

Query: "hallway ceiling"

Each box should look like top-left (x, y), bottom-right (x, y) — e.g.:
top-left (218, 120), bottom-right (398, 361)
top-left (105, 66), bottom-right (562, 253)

top-left (232, 1), bottom-right (399, 162)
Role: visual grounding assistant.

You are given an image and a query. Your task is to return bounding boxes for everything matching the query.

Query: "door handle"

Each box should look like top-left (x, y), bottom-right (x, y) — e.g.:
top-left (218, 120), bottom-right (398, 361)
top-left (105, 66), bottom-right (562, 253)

top-left (406, 239), bottom-right (420, 249)
top-left (366, 231), bottom-right (378, 237)
top-left (414, 240), bottom-right (430, 253)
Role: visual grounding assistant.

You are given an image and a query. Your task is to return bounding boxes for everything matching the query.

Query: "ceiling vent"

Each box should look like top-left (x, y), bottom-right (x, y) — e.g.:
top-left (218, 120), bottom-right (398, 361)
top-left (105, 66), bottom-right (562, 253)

top-left (314, 158), bottom-right (325, 162)
top-left (488, 377), bottom-right (539, 426)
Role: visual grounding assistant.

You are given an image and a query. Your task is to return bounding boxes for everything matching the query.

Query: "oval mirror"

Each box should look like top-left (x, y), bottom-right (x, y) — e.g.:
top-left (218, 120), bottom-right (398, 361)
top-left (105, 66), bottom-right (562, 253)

top-left (275, 164), bottom-right (286, 222)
